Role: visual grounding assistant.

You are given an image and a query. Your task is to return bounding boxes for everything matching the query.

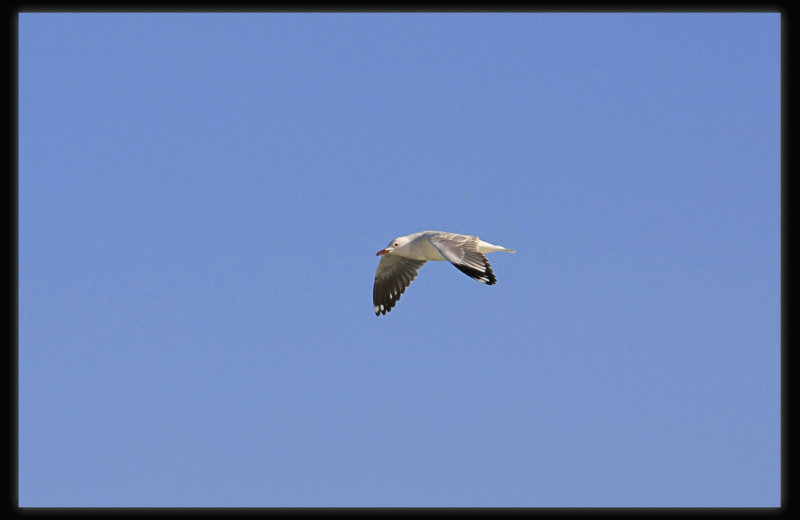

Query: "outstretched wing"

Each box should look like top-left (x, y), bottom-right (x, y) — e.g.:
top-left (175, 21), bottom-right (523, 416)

top-left (428, 233), bottom-right (497, 285)
top-left (373, 255), bottom-right (427, 315)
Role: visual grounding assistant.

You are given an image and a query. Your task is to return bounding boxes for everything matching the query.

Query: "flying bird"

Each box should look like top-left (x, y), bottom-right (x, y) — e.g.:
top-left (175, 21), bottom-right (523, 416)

top-left (373, 230), bottom-right (516, 315)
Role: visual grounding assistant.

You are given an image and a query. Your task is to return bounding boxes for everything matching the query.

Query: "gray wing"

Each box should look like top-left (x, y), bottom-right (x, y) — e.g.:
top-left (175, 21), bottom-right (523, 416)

top-left (428, 233), bottom-right (497, 285)
top-left (373, 255), bottom-right (428, 315)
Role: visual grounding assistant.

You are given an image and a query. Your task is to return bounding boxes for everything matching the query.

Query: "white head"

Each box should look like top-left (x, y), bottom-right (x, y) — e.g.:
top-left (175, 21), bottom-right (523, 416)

top-left (376, 235), bottom-right (412, 256)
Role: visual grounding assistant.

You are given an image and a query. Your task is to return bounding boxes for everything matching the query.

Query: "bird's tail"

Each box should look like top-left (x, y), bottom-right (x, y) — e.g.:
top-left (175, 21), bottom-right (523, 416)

top-left (486, 245), bottom-right (515, 253)
top-left (478, 240), bottom-right (516, 254)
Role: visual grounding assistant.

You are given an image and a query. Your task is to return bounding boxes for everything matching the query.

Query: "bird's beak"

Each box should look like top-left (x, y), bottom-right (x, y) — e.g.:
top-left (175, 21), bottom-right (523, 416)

top-left (376, 248), bottom-right (391, 256)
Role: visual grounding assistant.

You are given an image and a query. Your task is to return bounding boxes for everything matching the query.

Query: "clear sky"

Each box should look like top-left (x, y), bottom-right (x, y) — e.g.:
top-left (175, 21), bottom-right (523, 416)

top-left (18, 13), bottom-right (780, 507)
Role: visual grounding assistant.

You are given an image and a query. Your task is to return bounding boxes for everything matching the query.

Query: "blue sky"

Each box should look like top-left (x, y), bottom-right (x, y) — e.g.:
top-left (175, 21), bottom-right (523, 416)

top-left (18, 13), bottom-right (780, 507)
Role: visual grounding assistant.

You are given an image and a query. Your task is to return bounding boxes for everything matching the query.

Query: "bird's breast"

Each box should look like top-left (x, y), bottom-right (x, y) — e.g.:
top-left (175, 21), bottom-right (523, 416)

top-left (398, 239), bottom-right (446, 261)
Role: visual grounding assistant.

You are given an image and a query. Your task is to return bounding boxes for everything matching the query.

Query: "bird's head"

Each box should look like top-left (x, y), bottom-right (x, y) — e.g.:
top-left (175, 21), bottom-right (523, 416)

top-left (376, 235), bottom-right (411, 256)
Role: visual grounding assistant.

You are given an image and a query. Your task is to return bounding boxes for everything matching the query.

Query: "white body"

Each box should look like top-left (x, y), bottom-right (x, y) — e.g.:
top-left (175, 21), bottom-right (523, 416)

top-left (385, 231), bottom-right (514, 260)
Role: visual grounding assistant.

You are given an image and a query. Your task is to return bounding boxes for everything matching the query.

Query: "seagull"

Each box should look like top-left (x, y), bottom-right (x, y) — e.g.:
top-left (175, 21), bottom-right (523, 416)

top-left (373, 230), bottom-right (516, 315)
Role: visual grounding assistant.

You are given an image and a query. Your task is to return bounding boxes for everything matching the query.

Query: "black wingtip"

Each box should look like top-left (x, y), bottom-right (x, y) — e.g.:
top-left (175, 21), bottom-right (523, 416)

top-left (452, 258), bottom-right (497, 285)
